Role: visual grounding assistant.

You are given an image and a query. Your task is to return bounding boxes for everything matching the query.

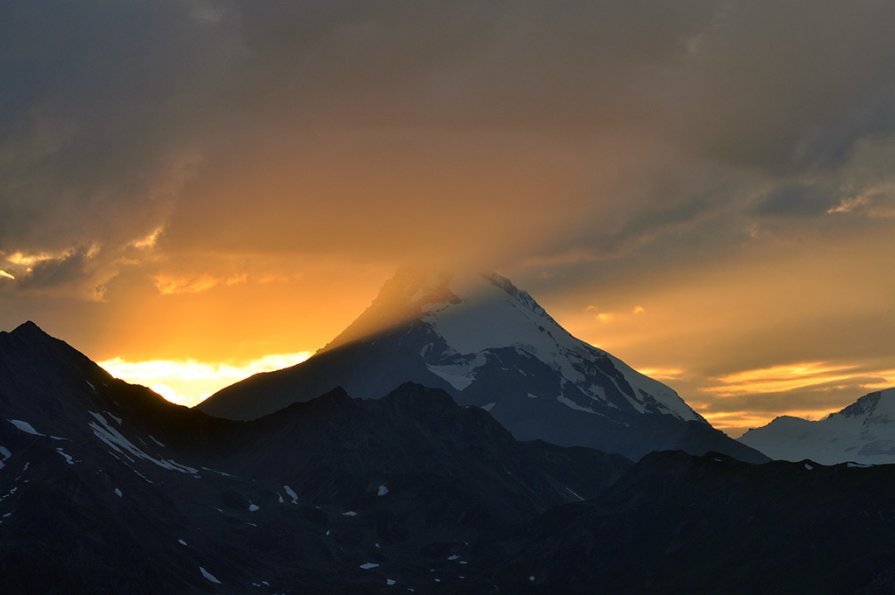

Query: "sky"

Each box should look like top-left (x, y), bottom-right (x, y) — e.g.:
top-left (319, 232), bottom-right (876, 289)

top-left (2, 1), bottom-right (894, 436)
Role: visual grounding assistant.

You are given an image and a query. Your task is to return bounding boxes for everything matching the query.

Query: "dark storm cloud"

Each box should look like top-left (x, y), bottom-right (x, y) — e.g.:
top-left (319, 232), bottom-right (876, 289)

top-left (16, 248), bottom-right (92, 290)
top-left (0, 0), bottom-right (236, 252)
top-left (3, 0), bottom-right (895, 280)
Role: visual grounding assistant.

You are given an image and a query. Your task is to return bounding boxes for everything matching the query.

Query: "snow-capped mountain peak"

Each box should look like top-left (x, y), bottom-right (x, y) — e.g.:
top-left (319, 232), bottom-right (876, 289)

top-left (740, 388), bottom-right (895, 464)
top-left (324, 268), bottom-right (700, 423)
top-left (200, 268), bottom-right (767, 462)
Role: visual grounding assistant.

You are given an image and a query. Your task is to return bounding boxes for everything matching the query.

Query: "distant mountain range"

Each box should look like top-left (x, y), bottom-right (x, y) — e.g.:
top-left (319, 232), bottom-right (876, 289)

top-left (740, 388), bottom-right (895, 465)
top-left (200, 268), bottom-right (765, 463)
top-left (5, 322), bottom-right (895, 593)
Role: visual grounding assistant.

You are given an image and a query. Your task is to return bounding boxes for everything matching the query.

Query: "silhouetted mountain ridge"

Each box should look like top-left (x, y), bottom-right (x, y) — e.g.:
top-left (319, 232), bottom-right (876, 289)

top-left (0, 322), bottom-right (629, 593)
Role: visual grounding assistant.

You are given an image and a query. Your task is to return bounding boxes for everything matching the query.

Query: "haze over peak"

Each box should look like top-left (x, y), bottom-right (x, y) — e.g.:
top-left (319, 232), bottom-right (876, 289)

top-left (322, 267), bottom-right (544, 353)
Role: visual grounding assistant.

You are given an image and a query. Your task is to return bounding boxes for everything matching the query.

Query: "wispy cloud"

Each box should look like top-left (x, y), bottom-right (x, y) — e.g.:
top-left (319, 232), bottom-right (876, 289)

top-left (152, 272), bottom-right (249, 296)
top-left (638, 367), bottom-right (685, 381)
top-left (703, 361), bottom-right (861, 397)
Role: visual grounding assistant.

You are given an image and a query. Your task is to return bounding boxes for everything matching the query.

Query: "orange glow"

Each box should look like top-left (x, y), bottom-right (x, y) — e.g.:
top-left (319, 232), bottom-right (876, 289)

top-left (131, 227), bottom-right (164, 250)
top-left (4, 249), bottom-right (71, 272)
top-left (861, 370), bottom-right (895, 390)
top-left (701, 407), bottom-right (844, 436)
top-left (152, 274), bottom-right (222, 295)
top-left (99, 352), bottom-right (313, 406)
top-left (638, 367), bottom-right (686, 381)
top-left (703, 362), bottom-right (860, 396)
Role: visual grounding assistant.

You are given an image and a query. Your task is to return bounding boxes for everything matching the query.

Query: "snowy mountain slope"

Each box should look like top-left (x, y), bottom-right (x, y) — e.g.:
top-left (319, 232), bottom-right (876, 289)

top-left (201, 269), bottom-right (766, 462)
top-left (740, 388), bottom-right (895, 465)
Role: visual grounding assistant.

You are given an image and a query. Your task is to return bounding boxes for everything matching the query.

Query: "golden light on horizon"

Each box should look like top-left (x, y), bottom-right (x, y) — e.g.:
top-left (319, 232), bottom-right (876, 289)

top-left (701, 407), bottom-right (845, 437)
top-left (638, 367), bottom-right (686, 381)
top-left (704, 361), bottom-right (862, 397)
top-left (99, 351), bottom-right (313, 406)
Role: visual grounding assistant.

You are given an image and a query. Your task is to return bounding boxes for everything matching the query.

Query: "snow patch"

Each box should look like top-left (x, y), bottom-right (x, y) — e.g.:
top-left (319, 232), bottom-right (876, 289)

top-left (377, 484), bottom-right (389, 497)
top-left (566, 487), bottom-right (585, 501)
top-left (88, 411), bottom-right (198, 475)
top-left (283, 485), bottom-right (298, 504)
top-left (55, 448), bottom-right (78, 465)
top-left (248, 502), bottom-right (260, 512)
top-left (178, 539), bottom-right (188, 546)
top-left (8, 419), bottom-right (43, 436)
top-left (607, 354), bottom-right (699, 422)
top-left (114, 488), bottom-right (123, 498)
top-left (342, 511), bottom-right (358, 517)
top-left (201, 466), bottom-right (233, 477)
top-left (359, 562), bottom-right (379, 570)
top-left (0, 446), bottom-right (10, 470)
top-left (557, 394), bottom-right (602, 416)
top-left (199, 566), bottom-right (221, 584)
top-left (481, 402), bottom-right (496, 412)
top-left (386, 578), bottom-right (396, 586)
top-left (426, 353), bottom-right (486, 390)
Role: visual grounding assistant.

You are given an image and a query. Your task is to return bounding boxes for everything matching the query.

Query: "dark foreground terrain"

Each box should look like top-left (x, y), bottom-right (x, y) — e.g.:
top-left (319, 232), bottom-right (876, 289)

top-left (2, 322), bottom-right (895, 594)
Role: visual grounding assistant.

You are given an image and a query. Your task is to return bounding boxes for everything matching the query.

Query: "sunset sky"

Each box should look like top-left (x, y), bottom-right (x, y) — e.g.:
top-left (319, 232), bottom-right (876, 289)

top-left (2, 1), bottom-right (894, 435)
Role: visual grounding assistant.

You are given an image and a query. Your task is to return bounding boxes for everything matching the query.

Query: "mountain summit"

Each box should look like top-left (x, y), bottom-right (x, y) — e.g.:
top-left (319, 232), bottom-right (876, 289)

top-left (200, 268), bottom-right (765, 462)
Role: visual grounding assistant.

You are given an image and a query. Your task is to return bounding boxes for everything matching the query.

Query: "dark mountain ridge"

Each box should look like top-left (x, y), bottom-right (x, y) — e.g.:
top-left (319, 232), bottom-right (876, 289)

top-left (5, 322), bottom-right (894, 594)
top-left (0, 322), bottom-right (628, 593)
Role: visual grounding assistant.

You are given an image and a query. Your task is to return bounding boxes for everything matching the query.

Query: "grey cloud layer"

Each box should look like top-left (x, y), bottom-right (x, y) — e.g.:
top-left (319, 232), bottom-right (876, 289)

top-left (2, 0), bottom-right (895, 284)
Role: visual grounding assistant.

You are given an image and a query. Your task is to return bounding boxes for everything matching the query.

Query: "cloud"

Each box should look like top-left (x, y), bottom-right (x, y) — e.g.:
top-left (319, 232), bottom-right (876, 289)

top-left (703, 361), bottom-right (861, 397)
top-left (3, 1), bottom-right (895, 436)
top-left (637, 366), bottom-right (685, 381)
top-left (4, 0), bottom-right (895, 270)
top-left (827, 183), bottom-right (895, 218)
top-left (16, 248), bottom-right (92, 289)
top-left (152, 272), bottom-right (249, 296)
top-left (752, 184), bottom-right (835, 218)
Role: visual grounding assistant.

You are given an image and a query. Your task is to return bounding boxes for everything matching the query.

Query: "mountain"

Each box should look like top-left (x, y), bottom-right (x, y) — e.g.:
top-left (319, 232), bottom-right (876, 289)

top-left (200, 268), bottom-right (766, 463)
top-left (5, 322), bottom-right (895, 594)
top-left (0, 321), bottom-right (629, 593)
top-left (493, 451), bottom-right (895, 594)
top-left (740, 388), bottom-right (895, 465)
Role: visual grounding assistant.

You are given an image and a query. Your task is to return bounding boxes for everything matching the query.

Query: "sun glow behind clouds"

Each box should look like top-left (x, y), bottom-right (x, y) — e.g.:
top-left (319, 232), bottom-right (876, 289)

top-left (99, 352), bottom-right (312, 406)
top-left (704, 361), bottom-right (862, 396)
